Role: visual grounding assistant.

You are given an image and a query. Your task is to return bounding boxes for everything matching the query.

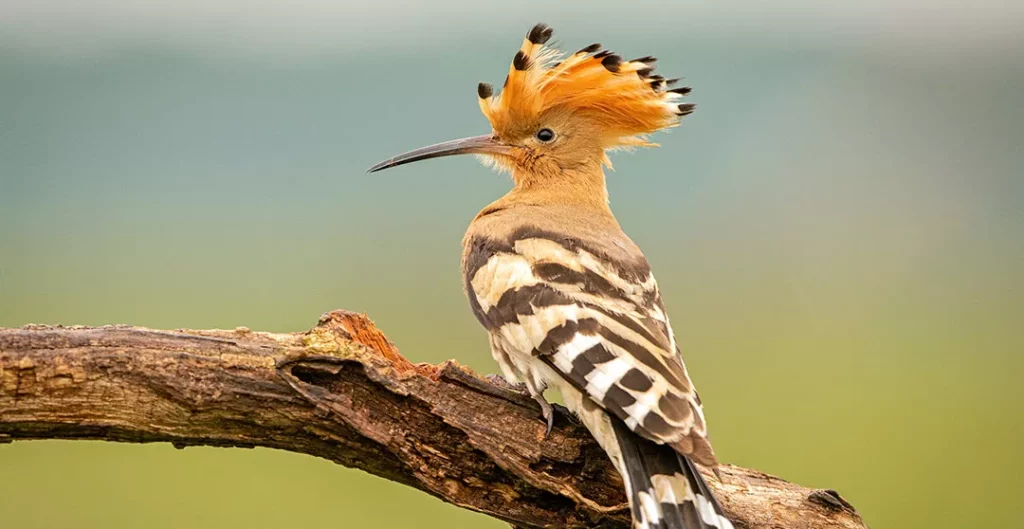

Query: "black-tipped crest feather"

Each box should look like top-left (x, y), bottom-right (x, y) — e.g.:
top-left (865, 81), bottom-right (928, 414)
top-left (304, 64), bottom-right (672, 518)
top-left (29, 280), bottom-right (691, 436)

top-left (527, 23), bottom-right (553, 44)
top-left (601, 54), bottom-right (623, 72)
top-left (512, 50), bottom-right (530, 71)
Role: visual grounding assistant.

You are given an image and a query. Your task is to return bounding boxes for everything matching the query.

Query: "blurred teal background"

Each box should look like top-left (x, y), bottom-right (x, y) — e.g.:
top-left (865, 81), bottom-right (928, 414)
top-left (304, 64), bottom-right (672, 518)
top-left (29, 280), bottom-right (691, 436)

top-left (1, 2), bottom-right (1022, 528)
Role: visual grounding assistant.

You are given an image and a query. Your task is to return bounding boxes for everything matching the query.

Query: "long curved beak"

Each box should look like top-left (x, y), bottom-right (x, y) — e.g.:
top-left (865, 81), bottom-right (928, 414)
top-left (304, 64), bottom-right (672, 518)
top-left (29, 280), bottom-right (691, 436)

top-left (367, 134), bottom-right (512, 173)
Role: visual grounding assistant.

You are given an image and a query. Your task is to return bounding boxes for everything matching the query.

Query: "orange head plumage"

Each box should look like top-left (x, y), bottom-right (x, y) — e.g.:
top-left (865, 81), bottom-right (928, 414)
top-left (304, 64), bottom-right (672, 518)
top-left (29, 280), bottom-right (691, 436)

top-left (369, 23), bottom-right (692, 181)
top-left (479, 24), bottom-right (691, 159)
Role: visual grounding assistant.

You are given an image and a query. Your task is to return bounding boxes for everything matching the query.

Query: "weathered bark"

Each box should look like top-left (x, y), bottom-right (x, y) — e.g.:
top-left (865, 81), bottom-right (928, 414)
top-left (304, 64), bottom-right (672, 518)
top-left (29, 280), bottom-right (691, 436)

top-left (0, 310), bottom-right (866, 529)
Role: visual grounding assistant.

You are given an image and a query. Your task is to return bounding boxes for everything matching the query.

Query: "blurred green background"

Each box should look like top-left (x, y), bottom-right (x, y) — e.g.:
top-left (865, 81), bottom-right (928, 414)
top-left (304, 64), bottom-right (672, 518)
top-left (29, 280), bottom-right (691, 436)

top-left (1, 2), bottom-right (1022, 528)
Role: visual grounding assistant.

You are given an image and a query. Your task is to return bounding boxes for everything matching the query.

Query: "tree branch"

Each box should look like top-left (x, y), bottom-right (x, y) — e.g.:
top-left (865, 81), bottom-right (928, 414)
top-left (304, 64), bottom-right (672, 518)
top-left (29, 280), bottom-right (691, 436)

top-left (0, 310), bottom-right (866, 529)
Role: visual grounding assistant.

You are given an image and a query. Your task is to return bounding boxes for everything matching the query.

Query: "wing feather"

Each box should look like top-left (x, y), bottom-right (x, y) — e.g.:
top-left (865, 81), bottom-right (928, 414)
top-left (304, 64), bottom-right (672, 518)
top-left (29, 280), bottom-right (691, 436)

top-left (465, 233), bottom-right (715, 464)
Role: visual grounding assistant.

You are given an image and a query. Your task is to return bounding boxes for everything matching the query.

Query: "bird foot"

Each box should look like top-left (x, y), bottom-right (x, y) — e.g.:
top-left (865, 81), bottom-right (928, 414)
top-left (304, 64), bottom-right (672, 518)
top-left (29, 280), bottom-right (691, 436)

top-left (485, 374), bottom-right (529, 395)
top-left (485, 374), bottom-right (554, 437)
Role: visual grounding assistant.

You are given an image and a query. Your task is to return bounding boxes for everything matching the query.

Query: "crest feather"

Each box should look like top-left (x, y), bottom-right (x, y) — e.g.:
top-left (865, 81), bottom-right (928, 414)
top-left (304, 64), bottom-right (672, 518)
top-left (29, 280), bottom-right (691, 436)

top-left (478, 24), bottom-right (693, 151)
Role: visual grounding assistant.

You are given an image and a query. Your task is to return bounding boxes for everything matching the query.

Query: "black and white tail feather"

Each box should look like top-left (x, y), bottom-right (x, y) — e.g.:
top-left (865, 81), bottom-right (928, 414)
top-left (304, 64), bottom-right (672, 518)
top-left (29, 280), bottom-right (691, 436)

top-left (613, 419), bottom-right (732, 529)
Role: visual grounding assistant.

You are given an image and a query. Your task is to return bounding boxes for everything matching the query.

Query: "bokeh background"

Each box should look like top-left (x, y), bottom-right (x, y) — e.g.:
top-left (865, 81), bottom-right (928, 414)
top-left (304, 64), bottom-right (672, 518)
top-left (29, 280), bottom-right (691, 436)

top-left (1, 1), bottom-right (1022, 528)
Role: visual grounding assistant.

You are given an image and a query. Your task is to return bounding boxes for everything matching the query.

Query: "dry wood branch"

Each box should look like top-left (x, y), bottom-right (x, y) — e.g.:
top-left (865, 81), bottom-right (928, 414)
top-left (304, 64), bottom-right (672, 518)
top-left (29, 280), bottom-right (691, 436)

top-left (0, 310), bottom-right (866, 529)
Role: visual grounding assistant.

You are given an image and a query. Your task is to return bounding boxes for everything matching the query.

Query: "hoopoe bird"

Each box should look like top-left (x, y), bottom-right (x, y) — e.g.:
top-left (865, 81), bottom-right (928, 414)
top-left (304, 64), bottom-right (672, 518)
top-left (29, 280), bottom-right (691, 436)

top-left (369, 24), bottom-right (733, 529)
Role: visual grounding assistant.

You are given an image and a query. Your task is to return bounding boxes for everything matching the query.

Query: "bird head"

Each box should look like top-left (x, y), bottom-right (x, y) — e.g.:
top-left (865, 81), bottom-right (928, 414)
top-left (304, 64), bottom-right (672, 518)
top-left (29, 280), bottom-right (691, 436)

top-left (368, 24), bottom-right (693, 183)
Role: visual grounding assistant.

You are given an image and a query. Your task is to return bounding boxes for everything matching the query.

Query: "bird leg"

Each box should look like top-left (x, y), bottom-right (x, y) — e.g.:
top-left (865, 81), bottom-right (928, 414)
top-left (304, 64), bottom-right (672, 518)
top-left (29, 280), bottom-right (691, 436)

top-left (521, 378), bottom-right (554, 438)
top-left (534, 393), bottom-right (555, 437)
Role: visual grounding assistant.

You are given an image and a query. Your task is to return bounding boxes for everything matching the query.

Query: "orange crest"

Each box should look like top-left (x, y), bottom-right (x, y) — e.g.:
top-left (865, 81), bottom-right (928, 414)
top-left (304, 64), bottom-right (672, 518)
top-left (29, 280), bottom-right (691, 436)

top-left (477, 24), bottom-right (693, 152)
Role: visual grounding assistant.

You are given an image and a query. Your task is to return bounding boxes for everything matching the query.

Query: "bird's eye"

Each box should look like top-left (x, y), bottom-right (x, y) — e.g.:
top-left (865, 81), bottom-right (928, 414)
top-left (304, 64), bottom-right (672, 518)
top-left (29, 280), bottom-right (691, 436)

top-left (535, 128), bottom-right (555, 143)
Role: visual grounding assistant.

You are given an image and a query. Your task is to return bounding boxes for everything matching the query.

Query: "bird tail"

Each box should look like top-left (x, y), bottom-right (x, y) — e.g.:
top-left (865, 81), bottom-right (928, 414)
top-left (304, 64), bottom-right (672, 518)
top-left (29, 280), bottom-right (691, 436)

top-left (611, 419), bottom-right (733, 529)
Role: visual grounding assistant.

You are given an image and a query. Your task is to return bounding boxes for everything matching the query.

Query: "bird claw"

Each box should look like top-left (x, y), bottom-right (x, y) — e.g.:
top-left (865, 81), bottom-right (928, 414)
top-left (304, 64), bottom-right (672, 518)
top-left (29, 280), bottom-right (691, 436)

top-left (712, 465), bottom-right (733, 486)
top-left (535, 394), bottom-right (555, 438)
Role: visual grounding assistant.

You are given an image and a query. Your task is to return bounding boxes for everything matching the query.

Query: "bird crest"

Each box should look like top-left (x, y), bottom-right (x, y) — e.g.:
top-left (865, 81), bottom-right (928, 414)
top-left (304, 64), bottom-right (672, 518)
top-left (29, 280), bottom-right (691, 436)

top-left (477, 23), bottom-right (693, 156)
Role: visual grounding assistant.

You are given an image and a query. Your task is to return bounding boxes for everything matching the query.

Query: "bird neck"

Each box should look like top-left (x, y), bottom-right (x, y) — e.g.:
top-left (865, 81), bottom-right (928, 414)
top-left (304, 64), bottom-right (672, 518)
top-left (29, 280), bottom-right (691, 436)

top-left (505, 163), bottom-right (611, 211)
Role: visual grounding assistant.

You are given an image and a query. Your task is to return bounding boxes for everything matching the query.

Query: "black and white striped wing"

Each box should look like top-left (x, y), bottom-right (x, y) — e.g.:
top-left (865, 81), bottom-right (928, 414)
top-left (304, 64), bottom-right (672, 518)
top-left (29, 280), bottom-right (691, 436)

top-left (465, 232), bottom-right (714, 462)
